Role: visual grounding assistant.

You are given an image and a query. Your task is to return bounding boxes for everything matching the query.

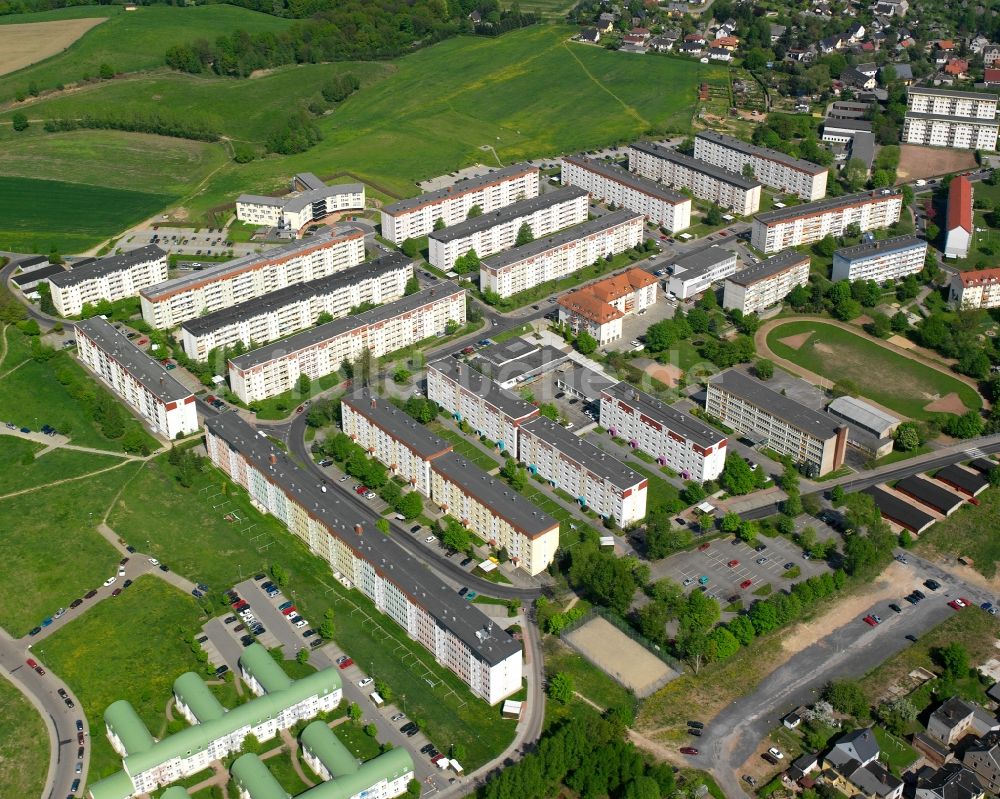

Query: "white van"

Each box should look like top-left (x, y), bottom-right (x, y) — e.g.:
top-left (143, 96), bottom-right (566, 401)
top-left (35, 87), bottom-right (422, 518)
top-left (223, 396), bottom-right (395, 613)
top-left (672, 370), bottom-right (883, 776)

top-left (370, 691), bottom-right (384, 707)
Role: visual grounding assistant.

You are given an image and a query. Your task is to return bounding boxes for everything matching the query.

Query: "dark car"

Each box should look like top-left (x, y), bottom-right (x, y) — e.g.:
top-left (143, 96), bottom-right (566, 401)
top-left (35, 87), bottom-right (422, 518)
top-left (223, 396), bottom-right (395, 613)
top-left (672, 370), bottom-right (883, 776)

top-left (889, 603), bottom-right (902, 613)
top-left (401, 722), bottom-right (416, 733)
top-left (125, 545), bottom-right (136, 553)
top-left (122, 579), bottom-right (132, 589)
top-left (29, 626), bottom-right (42, 636)
top-left (460, 557), bottom-right (473, 567)
top-left (225, 615), bottom-right (237, 624)
top-left (754, 544), bottom-right (767, 552)
top-left (913, 589), bottom-right (926, 600)
top-left (85, 590), bottom-right (97, 599)
top-left (905, 634), bottom-right (919, 643)
top-left (762, 752), bottom-right (779, 765)
top-left (70, 599), bottom-right (83, 609)
top-left (241, 635), bottom-right (254, 646)
top-left (689, 728), bottom-right (702, 737)
top-left (254, 573), bottom-right (267, 581)
top-left (119, 557), bottom-right (129, 566)
top-left (216, 665), bottom-right (229, 676)
top-left (197, 583), bottom-right (209, 592)
top-left (76, 720), bottom-right (84, 732)
top-left (924, 579), bottom-right (941, 591)
top-left (680, 747), bottom-right (699, 755)
top-left (688, 721), bottom-right (704, 729)
top-left (410, 525), bottom-right (421, 534)
top-left (77, 746), bottom-right (84, 759)
top-left (303, 629), bottom-right (316, 637)
top-left (159, 564), bottom-right (169, 572)
top-left (458, 587), bottom-right (468, 596)
top-left (77, 731), bottom-right (84, 745)
top-left (192, 589), bottom-right (203, 598)
top-left (310, 639), bottom-right (323, 648)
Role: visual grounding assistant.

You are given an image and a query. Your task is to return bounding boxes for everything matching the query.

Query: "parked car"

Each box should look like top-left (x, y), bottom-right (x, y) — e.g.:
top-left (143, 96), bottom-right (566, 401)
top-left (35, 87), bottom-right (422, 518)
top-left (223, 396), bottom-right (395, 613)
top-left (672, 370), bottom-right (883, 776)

top-left (924, 579), bottom-right (941, 591)
top-left (680, 747), bottom-right (699, 755)
top-left (740, 579), bottom-right (752, 589)
top-left (727, 560), bottom-right (739, 568)
top-left (767, 747), bottom-right (784, 760)
top-left (358, 678), bottom-right (373, 688)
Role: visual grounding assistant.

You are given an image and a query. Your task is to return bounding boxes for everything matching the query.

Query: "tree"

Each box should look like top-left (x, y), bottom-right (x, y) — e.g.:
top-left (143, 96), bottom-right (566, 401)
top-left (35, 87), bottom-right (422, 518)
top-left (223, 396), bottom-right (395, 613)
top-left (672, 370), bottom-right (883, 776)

top-left (401, 238), bottom-right (421, 258)
top-left (296, 648), bottom-right (310, 665)
top-left (814, 235), bottom-right (836, 257)
top-left (934, 642), bottom-right (970, 678)
top-left (637, 600), bottom-right (671, 643)
top-left (296, 373), bottom-right (311, 395)
top-left (376, 518), bottom-right (390, 534)
top-left (453, 248), bottom-right (481, 275)
top-left (433, 217), bottom-right (446, 231)
top-left (755, 358), bottom-right (774, 380)
top-left (319, 608), bottom-right (335, 639)
top-left (705, 203), bottom-right (723, 226)
top-left (405, 780), bottom-right (421, 799)
top-left (515, 222), bottom-right (534, 246)
top-left (575, 330), bottom-right (597, 355)
top-left (893, 422), bottom-right (922, 452)
top-left (399, 491), bottom-right (422, 519)
top-left (122, 427), bottom-right (152, 455)
top-left (12, 112), bottom-right (28, 132)
top-left (645, 524), bottom-right (692, 559)
top-left (720, 511), bottom-right (742, 533)
top-left (890, 311), bottom-right (909, 333)
top-left (830, 485), bottom-right (845, 506)
top-left (548, 672), bottom-right (574, 704)
top-left (721, 455), bottom-right (756, 496)
top-left (467, 204), bottom-right (483, 218)
top-left (404, 275), bottom-right (420, 296)
top-left (844, 158), bottom-right (868, 191)
top-left (99, 62), bottom-right (114, 79)
top-left (441, 518), bottom-right (471, 553)
top-left (823, 679), bottom-right (869, 718)
top-left (945, 411), bottom-right (985, 439)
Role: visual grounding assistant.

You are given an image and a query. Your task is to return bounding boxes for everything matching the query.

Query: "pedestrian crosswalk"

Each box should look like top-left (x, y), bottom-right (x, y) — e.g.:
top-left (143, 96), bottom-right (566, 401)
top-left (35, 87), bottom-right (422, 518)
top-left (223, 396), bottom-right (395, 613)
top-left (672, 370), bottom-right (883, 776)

top-left (964, 447), bottom-right (987, 459)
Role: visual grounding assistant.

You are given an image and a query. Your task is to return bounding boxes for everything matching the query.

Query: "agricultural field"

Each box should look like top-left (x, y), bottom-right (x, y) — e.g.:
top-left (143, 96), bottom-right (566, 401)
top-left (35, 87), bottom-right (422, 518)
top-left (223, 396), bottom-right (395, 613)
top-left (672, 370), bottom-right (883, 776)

top-left (764, 320), bottom-right (982, 420)
top-left (0, 673), bottom-right (48, 799)
top-left (1, 15), bottom-right (107, 77)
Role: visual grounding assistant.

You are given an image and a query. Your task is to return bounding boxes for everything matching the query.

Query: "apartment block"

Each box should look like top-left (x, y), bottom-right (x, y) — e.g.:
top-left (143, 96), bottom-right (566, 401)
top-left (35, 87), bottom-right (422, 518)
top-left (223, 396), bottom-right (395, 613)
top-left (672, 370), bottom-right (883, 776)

top-left (427, 186), bottom-right (589, 271)
top-left (518, 416), bottom-right (647, 527)
top-left (235, 173), bottom-right (365, 233)
top-left (723, 249), bottom-right (810, 315)
top-left (705, 369), bottom-right (847, 477)
top-left (427, 357), bottom-right (538, 454)
top-left (599, 382), bottom-right (728, 481)
top-left (628, 141), bottom-right (762, 215)
top-left (751, 189), bottom-right (902, 253)
top-left (295, 722), bottom-right (413, 799)
top-left (558, 267), bottom-right (658, 345)
top-left (203, 412), bottom-right (524, 705)
top-left (140, 228), bottom-right (366, 329)
top-left (694, 130), bottom-right (828, 201)
top-left (831, 235), bottom-right (927, 282)
top-left (950, 267), bottom-right (1000, 309)
top-left (902, 87), bottom-right (1000, 150)
top-left (75, 317), bottom-right (198, 440)
top-left (480, 209), bottom-right (644, 298)
top-left (229, 284), bottom-right (465, 403)
top-left (380, 164), bottom-right (540, 244)
top-left (179, 253), bottom-right (413, 360)
top-left (560, 154), bottom-right (692, 231)
top-left (49, 245), bottom-right (167, 318)
top-left (666, 245), bottom-right (739, 299)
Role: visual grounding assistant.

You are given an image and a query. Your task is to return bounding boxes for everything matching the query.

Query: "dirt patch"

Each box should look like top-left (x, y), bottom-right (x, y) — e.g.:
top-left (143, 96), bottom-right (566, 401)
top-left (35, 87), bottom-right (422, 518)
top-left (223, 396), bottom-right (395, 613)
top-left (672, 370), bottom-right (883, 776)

top-left (643, 361), bottom-right (683, 386)
top-left (1, 17), bottom-right (107, 76)
top-left (814, 342), bottom-right (834, 355)
top-left (897, 145), bottom-right (977, 182)
top-left (563, 616), bottom-right (678, 697)
top-left (778, 332), bottom-right (812, 350)
top-left (924, 392), bottom-right (967, 414)
top-left (888, 334), bottom-right (916, 350)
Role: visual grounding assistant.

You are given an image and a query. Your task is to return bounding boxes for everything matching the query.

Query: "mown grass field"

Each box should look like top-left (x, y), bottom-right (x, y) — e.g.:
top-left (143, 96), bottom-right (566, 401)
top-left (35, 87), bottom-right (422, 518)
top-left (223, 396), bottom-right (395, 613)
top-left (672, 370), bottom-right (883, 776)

top-left (917, 487), bottom-right (1000, 577)
top-left (0, 673), bottom-right (48, 799)
top-left (765, 320), bottom-right (982, 420)
top-left (0, 434), bottom-right (126, 496)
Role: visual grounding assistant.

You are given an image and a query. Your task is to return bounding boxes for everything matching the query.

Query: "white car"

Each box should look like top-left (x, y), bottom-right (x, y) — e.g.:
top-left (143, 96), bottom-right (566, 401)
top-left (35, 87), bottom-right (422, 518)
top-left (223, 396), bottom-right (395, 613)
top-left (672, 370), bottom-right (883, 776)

top-left (103, 576), bottom-right (117, 587)
top-left (148, 558), bottom-right (160, 566)
top-left (358, 678), bottom-right (373, 688)
top-left (118, 566), bottom-right (126, 576)
top-left (767, 747), bottom-right (784, 760)
top-left (683, 577), bottom-right (695, 587)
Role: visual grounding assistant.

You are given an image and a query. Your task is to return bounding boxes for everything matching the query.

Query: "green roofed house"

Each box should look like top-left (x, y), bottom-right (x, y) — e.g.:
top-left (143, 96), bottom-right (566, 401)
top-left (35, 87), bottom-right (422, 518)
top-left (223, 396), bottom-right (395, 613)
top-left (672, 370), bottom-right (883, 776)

top-left (87, 769), bottom-right (136, 799)
top-left (173, 671), bottom-right (226, 724)
top-left (301, 747), bottom-right (414, 799)
top-left (239, 642), bottom-right (294, 695)
top-left (231, 753), bottom-right (290, 799)
top-left (299, 721), bottom-right (360, 780)
top-left (160, 788), bottom-right (196, 799)
top-left (104, 700), bottom-right (155, 758)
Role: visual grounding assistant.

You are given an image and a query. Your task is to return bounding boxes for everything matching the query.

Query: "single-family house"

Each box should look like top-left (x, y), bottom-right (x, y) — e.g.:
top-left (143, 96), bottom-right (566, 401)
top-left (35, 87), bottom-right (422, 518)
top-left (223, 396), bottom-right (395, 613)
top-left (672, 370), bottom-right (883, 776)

top-left (714, 35), bottom-right (740, 50)
top-left (709, 47), bottom-right (733, 62)
top-left (985, 68), bottom-right (1000, 86)
top-left (945, 58), bottom-right (969, 77)
top-left (821, 34), bottom-right (844, 52)
top-left (984, 44), bottom-right (1000, 68)
top-left (579, 27), bottom-right (600, 43)
top-left (770, 23), bottom-right (786, 43)
top-left (934, 40), bottom-right (955, 64)
top-left (649, 35), bottom-right (674, 51)
top-left (630, 26), bottom-right (650, 39)
top-left (970, 35), bottom-right (991, 55)
top-left (856, 62), bottom-right (878, 78)
top-left (884, 63), bottom-right (913, 83)
top-left (842, 66), bottom-right (878, 89)
top-left (597, 12), bottom-right (615, 32)
top-left (927, 697), bottom-right (1000, 746)
top-left (678, 41), bottom-right (704, 55)
top-left (847, 22), bottom-right (866, 41)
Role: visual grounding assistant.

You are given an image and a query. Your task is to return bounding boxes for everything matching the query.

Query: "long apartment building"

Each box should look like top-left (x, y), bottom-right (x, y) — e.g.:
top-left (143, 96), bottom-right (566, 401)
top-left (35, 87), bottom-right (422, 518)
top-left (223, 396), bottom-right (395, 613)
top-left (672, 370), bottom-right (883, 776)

top-left (229, 283), bottom-right (465, 403)
top-left (832, 235), bottom-right (927, 282)
top-left (694, 130), bottom-right (828, 201)
top-left (628, 141), bottom-right (762, 216)
top-left (140, 228), bottom-right (366, 329)
top-left (599, 382), bottom-right (728, 482)
top-left (235, 173), bottom-right (365, 233)
top-left (178, 253), bottom-right (413, 361)
top-left (89, 644), bottom-right (342, 799)
top-left (75, 317), bottom-right (198, 440)
top-left (519, 416), bottom-right (647, 527)
top-left (480, 209), bottom-right (644, 299)
top-left (380, 164), bottom-right (540, 244)
top-left (427, 186), bottom-right (589, 271)
top-left (750, 189), bottom-right (902, 253)
top-left (341, 390), bottom-right (559, 575)
top-left (558, 267), bottom-right (658, 346)
top-left (950, 267), bottom-right (1000, 309)
top-left (723, 249), bottom-right (810, 316)
top-left (705, 369), bottom-right (847, 477)
top-left (427, 357), bottom-right (539, 453)
top-left (902, 87), bottom-right (1000, 151)
top-left (49, 245), bottom-right (167, 318)
top-left (203, 412), bottom-right (523, 704)
top-left (560, 154), bottom-right (692, 231)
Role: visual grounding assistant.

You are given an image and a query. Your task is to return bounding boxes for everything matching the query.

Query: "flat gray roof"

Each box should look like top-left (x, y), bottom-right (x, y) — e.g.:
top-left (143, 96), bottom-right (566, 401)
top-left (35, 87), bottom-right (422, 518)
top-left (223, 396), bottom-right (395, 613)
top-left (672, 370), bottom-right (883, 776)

top-left (477, 338), bottom-right (538, 367)
top-left (428, 186), bottom-right (588, 243)
top-left (521, 416), bottom-right (643, 490)
top-left (49, 244), bottom-right (166, 289)
top-left (827, 395), bottom-right (899, 434)
top-left (695, 130), bottom-right (828, 175)
top-left (563, 154), bottom-right (690, 202)
top-left (708, 369), bottom-right (843, 439)
top-left (181, 253), bottom-right (413, 337)
top-left (142, 227), bottom-right (362, 301)
top-left (555, 365), bottom-right (615, 400)
top-left (229, 282), bottom-right (463, 370)
top-left (629, 141), bottom-right (761, 189)
top-left (824, 118), bottom-right (873, 132)
top-left (76, 317), bottom-right (193, 404)
top-left (834, 234), bottom-right (925, 261)
top-left (430, 451), bottom-right (557, 538)
top-left (239, 182), bottom-right (364, 217)
top-left (669, 244), bottom-right (737, 278)
top-left (342, 390), bottom-right (453, 460)
top-left (904, 110), bottom-right (1000, 124)
top-left (909, 86), bottom-right (999, 102)
top-left (202, 412), bottom-right (520, 667)
top-left (428, 357), bottom-right (538, 420)
top-left (481, 209), bottom-right (642, 272)
top-left (603, 382), bottom-right (725, 448)
top-left (382, 164), bottom-right (538, 216)
top-left (754, 189), bottom-right (901, 225)
top-left (469, 344), bottom-right (568, 385)
top-left (726, 249), bottom-right (809, 287)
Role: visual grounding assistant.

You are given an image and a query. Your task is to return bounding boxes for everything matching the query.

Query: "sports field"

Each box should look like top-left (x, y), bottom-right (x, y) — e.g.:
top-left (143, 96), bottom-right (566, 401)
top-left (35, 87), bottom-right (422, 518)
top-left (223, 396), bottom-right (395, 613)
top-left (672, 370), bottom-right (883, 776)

top-left (1, 16), bottom-right (107, 77)
top-left (764, 320), bottom-right (982, 419)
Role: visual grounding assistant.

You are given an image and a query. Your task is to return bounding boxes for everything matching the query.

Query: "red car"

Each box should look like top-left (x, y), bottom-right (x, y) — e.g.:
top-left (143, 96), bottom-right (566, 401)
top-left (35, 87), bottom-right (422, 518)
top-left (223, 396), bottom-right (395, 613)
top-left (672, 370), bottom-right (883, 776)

top-left (863, 615), bottom-right (877, 626)
top-left (26, 658), bottom-right (38, 669)
top-left (680, 747), bottom-right (699, 755)
top-left (137, 338), bottom-right (148, 346)
top-left (281, 606), bottom-right (297, 616)
top-left (355, 485), bottom-right (369, 495)
top-left (727, 560), bottom-right (740, 568)
top-left (740, 579), bottom-right (752, 589)
top-left (338, 657), bottom-right (353, 670)
top-left (948, 598), bottom-right (968, 610)
top-left (698, 543), bottom-right (710, 552)
top-left (206, 395), bottom-right (217, 403)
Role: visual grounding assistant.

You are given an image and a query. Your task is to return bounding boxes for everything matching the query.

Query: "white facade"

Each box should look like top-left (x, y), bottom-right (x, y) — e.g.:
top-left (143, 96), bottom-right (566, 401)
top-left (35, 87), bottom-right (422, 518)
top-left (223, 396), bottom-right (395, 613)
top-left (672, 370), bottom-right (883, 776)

top-left (235, 181), bottom-right (365, 232)
top-left (628, 142), bottom-right (762, 216)
top-left (427, 186), bottom-right (589, 271)
top-left (950, 268), bottom-right (1000, 308)
top-left (693, 131), bottom-right (828, 201)
top-left (75, 317), bottom-right (198, 440)
top-left (667, 246), bottom-right (740, 299)
top-left (140, 229), bottom-right (365, 329)
top-left (751, 190), bottom-right (902, 253)
top-left (599, 383), bottom-right (727, 481)
top-left (557, 267), bottom-right (658, 346)
top-left (381, 164), bottom-right (539, 244)
top-left (902, 88), bottom-right (1000, 150)
top-left (50, 246), bottom-right (168, 318)
top-left (479, 210), bottom-right (644, 298)
top-left (723, 250), bottom-right (811, 315)
top-left (560, 154), bottom-right (692, 231)
top-left (229, 285), bottom-right (465, 403)
top-left (946, 224), bottom-right (973, 259)
top-left (831, 236), bottom-right (927, 282)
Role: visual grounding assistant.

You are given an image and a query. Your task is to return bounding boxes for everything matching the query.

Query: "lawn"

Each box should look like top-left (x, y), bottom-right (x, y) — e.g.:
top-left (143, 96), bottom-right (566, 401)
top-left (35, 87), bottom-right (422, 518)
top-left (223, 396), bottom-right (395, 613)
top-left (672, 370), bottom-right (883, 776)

top-left (0, 673), bottom-right (48, 799)
top-left (107, 453), bottom-right (517, 769)
top-left (37, 576), bottom-right (208, 784)
top-left (0, 462), bottom-right (141, 636)
top-left (427, 422), bottom-right (501, 471)
top-left (765, 320), bottom-right (982, 420)
top-left (0, 435), bottom-right (127, 496)
top-left (616, 459), bottom-right (682, 514)
top-left (334, 720), bottom-right (384, 762)
top-left (872, 726), bottom-right (918, 776)
top-left (916, 487), bottom-right (1000, 578)
top-left (263, 751), bottom-right (313, 795)
top-left (543, 636), bottom-right (636, 713)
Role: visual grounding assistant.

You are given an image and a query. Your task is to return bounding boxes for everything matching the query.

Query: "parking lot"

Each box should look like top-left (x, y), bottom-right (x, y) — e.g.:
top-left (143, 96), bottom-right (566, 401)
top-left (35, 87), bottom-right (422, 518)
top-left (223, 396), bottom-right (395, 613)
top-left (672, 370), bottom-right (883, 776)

top-left (127, 227), bottom-right (261, 259)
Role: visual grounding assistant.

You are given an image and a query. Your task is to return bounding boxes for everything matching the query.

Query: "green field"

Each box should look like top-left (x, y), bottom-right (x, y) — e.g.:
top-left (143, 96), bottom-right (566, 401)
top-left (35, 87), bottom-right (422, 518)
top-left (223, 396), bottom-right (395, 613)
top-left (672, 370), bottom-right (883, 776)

top-left (0, 673), bottom-right (48, 799)
top-left (0, 434), bottom-right (127, 496)
top-left (0, 5), bottom-right (292, 103)
top-left (0, 175), bottom-right (171, 252)
top-left (765, 320), bottom-right (982, 419)
top-left (37, 576), bottom-right (209, 783)
top-left (917, 486), bottom-right (1000, 577)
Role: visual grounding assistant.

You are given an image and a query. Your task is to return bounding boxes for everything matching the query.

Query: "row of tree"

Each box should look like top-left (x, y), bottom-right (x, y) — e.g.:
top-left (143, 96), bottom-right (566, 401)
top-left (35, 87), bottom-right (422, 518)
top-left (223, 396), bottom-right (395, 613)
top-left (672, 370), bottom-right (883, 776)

top-left (42, 112), bottom-right (219, 142)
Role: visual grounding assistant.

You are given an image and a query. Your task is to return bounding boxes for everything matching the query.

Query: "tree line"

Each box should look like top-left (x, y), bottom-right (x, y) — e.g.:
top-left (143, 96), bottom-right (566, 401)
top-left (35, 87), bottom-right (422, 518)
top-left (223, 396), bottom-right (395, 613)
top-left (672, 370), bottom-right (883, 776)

top-left (42, 112), bottom-right (219, 142)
